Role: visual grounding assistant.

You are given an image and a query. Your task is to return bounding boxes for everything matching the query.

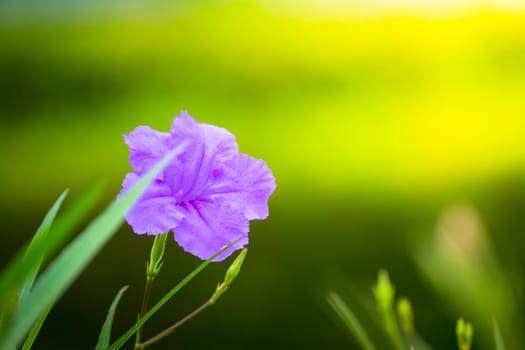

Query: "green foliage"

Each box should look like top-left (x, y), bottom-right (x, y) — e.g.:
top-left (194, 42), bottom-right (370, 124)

top-left (327, 291), bottom-right (376, 350)
top-left (108, 240), bottom-right (242, 350)
top-left (0, 145), bottom-right (184, 350)
top-left (372, 270), bottom-right (404, 350)
top-left (329, 270), bottom-right (513, 350)
top-left (96, 286), bottom-right (129, 350)
top-left (414, 204), bottom-right (522, 348)
top-left (0, 185), bottom-right (102, 325)
top-left (493, 319), bottom-right (507, 350)
top-left (20, 304), bottom-right (53, 350)
top-left (17, 190), bottom-right (69, 305)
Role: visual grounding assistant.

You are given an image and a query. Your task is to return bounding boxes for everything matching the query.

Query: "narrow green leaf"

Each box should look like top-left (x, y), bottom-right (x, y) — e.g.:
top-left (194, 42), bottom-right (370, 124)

top-left (0, 144), bottom-right (185, 350)
top-left (20, 304), bottom-right (53, 350)
top-left (493, 319), bottom-right (507, 350)
top-left (0, 184), bottom-right (102, 313)
top-left (327, 291), bottom-right (377, 350)
top-left (18, 190), bottom-right (69, 304)
top-left (95, 286), bottom-right (129, 350)
top-left (108, 240), bottom-right (241, 350)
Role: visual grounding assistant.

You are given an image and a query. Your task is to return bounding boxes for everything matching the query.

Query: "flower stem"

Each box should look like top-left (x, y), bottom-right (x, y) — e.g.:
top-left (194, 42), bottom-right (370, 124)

top-left (140, 300), bottom-right (212, 349)
top-left (135, 276), bottom-right (154, 349)
top-left (135, 233), bottom-right (169, 349)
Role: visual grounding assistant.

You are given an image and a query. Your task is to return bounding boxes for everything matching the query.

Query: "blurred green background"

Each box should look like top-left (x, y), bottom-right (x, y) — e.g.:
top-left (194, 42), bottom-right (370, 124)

top-left (1, 0), bottom-right (525, 349)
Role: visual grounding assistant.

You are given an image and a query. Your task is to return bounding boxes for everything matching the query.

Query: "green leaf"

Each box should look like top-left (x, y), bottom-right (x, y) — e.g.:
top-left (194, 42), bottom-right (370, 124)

top-left (18, 190), bottom-right (69, 304)
top-left (95, 286), bottom-right (129, 350)
top-left (0, 183), bottom-right (102, 316)
top-left (108, 239), bottom-right (242, 350)
top-left (20, 304), bottom-right (53, 350)
top-left (0, 144), bottom-right (186, 350)
top-left (493, 319), bottom-right (507, 350)
top-left (327, 291), bottom-right (377, 350)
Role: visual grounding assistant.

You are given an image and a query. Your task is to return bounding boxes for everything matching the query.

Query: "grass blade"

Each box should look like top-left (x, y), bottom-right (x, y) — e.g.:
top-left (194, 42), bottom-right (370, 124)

top-left (0, 184), bottom-right (102, 315)
top-left (108, 240), bottom-right (241, 350)
top-left (493, 319), bottom-right (507, 350)
top-left (0, 144), bottom-right (185, 350)
top-left (18, 190), bottom-right (69, 303)
top-left (20, 304), bottom-right (53, 350)
top-left (95, 286), bottom-right (129, 350)
top-left (327, 291), bottom-right (377, 350)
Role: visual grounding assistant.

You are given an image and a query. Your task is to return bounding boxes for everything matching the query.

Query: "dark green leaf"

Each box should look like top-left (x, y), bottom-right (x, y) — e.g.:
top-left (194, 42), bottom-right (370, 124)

top-left (18, 190), bottom-right (69, 304)
top-left (0, 184), bottom-right (102, 315)
top-left (95, 286), bottom-right (129, 350)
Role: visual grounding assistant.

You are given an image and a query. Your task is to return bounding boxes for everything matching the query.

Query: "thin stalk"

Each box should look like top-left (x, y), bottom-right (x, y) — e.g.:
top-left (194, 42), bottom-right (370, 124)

top-left (141, 300), bottom-right (212, 349)
top-left (109, 239), bottom-right (241, 350)
top-left (383, 312), bottom-right (405, 350)
top-left (135, 276), bottom-right (154, 349)
top-left (134, 233), bottom-right (169, 349)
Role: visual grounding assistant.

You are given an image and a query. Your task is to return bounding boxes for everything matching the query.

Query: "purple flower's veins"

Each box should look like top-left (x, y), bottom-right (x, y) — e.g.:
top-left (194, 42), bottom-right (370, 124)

top-left (120, 112), bottom-right (276, 261)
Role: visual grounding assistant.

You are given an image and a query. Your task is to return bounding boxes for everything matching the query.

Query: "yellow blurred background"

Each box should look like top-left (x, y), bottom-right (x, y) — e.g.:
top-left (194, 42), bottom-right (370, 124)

top-left (1, 1), bottom-right (525, 349)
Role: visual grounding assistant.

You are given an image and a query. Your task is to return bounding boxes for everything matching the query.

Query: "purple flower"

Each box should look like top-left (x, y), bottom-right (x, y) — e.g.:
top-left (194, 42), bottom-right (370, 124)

top-left (120, 112), bottom-right (276, 261)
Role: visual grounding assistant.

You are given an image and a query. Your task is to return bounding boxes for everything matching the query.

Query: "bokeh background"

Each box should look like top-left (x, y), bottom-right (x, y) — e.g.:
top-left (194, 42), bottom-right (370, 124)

top-left (1, 0), bottom-right (525, 349)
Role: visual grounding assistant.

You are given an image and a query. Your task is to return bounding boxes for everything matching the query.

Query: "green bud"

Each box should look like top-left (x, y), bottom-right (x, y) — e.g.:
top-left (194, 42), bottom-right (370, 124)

top-left (456, 318), bottom-right (474, 350)
top-left (225, 248), bottom-right (247, 285)
top-left (396, 297), bottom-right (414, 335)
top-left (210, 249), bottom-right (247, 304)
top-left (147, 233), bottom-right (169, 279)
top-left (373, 269), bottom-right (395, 313)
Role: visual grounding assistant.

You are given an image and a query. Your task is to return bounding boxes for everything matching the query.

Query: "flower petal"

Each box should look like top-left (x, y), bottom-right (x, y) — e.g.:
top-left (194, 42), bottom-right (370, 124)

top-left (170, 112), bottom-right (238, 161)
top-left (165, 112), bottom-right (239, 200)
top-left (120, 173), bottom-right (185, 235)
top-left (173, 200), bottom-right (249, 261)
top-left (205, 154), bottom-right (276, 220)
top-left (124, 126), bottom-right (172, 174)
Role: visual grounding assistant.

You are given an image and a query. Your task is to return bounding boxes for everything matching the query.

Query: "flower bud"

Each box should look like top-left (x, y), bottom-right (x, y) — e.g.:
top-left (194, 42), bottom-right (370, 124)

top-left (396, 297), bottom-right (414, 335)
top-left (456, 318), bottom-right (474, 350)
top-left (147, 233), bottom-right (169, 279)
top-left (210, 249), bottom-right (247, 304)
top-left (373, 270), bottom-right (395, 313)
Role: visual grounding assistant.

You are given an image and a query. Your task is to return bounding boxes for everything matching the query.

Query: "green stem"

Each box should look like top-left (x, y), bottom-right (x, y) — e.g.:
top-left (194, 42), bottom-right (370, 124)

top-left (134, 233), bottom-right (169, 349)
top-left (108, 239), bottom-right (241, 350)
top-left (383, 312), bottom-right (405, 350)
top-left (141, 300), bottom-right (212, 349)
top-left (135, 276), bottom-right (154, 349)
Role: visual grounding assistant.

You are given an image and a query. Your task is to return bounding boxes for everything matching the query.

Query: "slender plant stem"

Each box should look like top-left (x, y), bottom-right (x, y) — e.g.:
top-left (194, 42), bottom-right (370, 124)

top-left (141, 300), bottom-right (212, 349)
top-left (383, 312), bottom-right (404, 350)
top-left (108, 240), bottom-right (241, 350)
top-left (135, 276), bottom-right (154, 349)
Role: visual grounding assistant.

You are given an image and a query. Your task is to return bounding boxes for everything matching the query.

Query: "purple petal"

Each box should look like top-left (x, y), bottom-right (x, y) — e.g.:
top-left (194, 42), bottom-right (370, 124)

top-left (205, 154), bottom-right (276, 220)
top-left (173, 200), bottom-right (249, 261)
top-left (121, 173), bottom-right (185, 235)
top-left (124, 126), bottom-right (172, 174)
top-left (165, 112), bottom-right (239, 200)
top-left (170, 112), bottom-right (238, 160)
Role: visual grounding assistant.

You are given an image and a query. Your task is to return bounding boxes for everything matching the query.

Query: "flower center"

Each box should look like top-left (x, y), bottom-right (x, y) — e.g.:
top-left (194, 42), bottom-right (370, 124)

top-left (174, 190), bottom-right (184, 201)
